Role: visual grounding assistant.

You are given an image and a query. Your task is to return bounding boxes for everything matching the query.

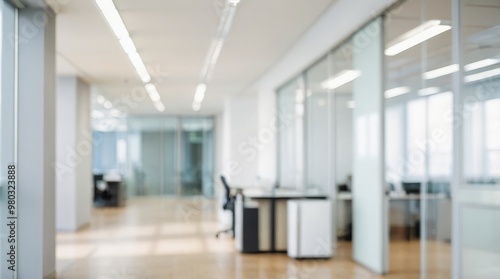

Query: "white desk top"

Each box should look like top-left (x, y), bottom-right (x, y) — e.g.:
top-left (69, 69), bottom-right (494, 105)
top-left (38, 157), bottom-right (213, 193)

top-left (336, 192), bottom-right (448, 200)
top-left (242, 188), bottom-right (328, 199)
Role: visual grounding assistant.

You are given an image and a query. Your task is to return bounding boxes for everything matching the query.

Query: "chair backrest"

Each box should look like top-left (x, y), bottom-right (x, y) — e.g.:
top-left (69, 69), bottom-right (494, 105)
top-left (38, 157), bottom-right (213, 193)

top-left (220, 175), bottom-right (231, 206)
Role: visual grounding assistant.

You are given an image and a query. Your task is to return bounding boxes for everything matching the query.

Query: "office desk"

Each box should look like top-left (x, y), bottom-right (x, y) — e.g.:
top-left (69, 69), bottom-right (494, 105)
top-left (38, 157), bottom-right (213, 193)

top-left (235, 189), bottom-right (327, 253)
top-left (335, 192), bottom-right (449, 241)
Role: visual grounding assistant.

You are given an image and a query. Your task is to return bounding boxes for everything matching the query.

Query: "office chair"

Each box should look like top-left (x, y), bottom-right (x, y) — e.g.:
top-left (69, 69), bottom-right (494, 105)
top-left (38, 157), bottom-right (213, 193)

top-left (216, 175), bottom-right (236, 238)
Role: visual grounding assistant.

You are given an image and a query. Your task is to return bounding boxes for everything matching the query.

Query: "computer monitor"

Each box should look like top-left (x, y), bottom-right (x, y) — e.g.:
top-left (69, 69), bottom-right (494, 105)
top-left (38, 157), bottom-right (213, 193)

top-left (402, 182), bottom-right (421, 194)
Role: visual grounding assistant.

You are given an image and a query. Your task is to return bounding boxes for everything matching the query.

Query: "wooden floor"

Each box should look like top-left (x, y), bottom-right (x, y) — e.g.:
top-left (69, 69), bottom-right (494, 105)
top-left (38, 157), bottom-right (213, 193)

top-left (54, 198), bottom-right (451, 279)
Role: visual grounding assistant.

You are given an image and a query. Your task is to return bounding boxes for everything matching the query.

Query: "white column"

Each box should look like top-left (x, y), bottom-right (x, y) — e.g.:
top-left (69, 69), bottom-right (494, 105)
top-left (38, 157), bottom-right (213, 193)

top-left (17, 6), bottom-right (57, 279)
top-left (55, 76), bottom-right (92, 232)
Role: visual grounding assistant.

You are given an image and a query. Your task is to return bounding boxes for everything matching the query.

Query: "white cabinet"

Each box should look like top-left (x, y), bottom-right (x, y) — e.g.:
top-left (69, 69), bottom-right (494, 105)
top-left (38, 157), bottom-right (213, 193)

top-left (287, 200), bottom-right (332, 258)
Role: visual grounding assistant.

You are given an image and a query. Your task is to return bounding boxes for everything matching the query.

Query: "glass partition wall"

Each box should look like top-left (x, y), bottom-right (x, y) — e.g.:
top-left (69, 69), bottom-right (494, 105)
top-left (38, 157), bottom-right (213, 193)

top-left (458, 0), bottom-right (500, 278)
top-left (93, 116), bottom-right (215, 198)
top-left (385, 0), bottom-right (453, 277)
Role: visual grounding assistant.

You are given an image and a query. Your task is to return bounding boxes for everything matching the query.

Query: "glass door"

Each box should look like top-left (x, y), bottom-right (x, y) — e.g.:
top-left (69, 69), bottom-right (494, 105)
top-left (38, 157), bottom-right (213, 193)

top-left (179, 117), bottom-right (214, 197)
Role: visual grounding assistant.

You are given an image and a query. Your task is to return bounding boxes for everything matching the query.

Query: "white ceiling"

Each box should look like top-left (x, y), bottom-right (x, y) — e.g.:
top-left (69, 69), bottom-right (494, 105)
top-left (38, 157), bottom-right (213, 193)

top-left (55, 0), bottom-right (337, 115)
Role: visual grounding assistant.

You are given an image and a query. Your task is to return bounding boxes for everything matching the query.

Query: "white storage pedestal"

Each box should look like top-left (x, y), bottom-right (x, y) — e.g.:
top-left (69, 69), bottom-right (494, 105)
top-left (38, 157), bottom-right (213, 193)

top-left (287, 199), bottom-right (332, 258)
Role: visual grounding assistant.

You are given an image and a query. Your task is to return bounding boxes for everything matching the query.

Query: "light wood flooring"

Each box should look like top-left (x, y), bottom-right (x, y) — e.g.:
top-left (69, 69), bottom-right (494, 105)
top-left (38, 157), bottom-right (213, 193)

top-left (54, 198), bottom-right (451, 278)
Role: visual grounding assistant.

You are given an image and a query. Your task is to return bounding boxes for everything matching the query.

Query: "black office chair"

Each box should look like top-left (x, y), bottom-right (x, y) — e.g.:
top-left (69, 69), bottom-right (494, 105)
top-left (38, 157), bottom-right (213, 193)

top-left (216, 175), bottom-right (236, 238)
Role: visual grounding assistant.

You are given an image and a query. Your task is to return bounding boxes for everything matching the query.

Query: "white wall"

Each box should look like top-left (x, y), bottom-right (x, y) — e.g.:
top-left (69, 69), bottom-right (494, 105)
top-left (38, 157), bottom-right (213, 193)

top-left (221, 93), bottom-right (259, 186)
top-left (56, 76), bottom-right (92, 231)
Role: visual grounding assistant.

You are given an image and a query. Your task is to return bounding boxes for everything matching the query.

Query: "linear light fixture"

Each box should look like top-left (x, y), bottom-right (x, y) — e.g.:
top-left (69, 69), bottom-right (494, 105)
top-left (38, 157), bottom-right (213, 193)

top-left (154, 101), bottom-right (166, 112)
top-left (96, 0), bottom-right (166, 112)
top-left (385, 86), bottom-right (411, 98)
top-left (321, 70), bottom-right (361, 90)
top-left (193, 0), bottom-right (240, 111)
top-left (192, 102), bottom-right (201, 112)
top-left (464, 58), bottom-right (500, 72)
top-left (418, 87), bottom-right (441, 96)
top-left (385, 20), bottom-right (451, 56)
top-left (465, 68), bottom-right (500, 83)
top-left (145, 83), bottom-right (161, 102)
top-left (423, 64), bottom-right (459, 80)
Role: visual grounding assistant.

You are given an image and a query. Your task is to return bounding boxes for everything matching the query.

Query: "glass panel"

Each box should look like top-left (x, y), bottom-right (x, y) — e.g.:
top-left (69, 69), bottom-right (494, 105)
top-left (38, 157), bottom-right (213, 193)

top-left (350, 18), bottom-right (386, 273)
top-left (305, 56), bottom-right (329, 193)
top-left (277, 77), bottom-right (305, 189)
top-left (385, 0), bottom-right (454, 276)
top-left (461, 0), bottom-right (500, 187)
top-left (460, 0), bottom-right (500, 277)
top-left (179, 117), bottom-right (214, 196)
top-left (93, 116), bottom-right (214, 198)
top-left (461, 206), bottom-right (500, 278)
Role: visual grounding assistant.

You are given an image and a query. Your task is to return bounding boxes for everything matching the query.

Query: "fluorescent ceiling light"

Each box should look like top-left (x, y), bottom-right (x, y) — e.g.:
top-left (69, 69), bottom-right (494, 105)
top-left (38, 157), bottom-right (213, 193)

top-left (96, 0), bottom-right (153, 85)
top-left (347, 100), bottom-right (355, 109)
top-left (192, 102), bottom-right (201, 112)
top-left (95, 0), bottom-right (129, 39)
top-left (103, 100), bottom-right (113, 109)
top-left (418, 87), bottom-right (441, 96)
top-left (321, 70), bottom-right (361, 90)
top-left (465, 68), bottom-right (500, 83)
top-left (194, 1), bottom-right (239, 111)
top-left (194, 83), bottom-right (207, 103)
top-left (424, 64), bottom-right (459, 80)
top-left (119, 37), bottom-right (136, 54)
top-left (385, 86), bottom-right (411, 98)
top-left (385, 20), bottom-right (451, 56)
top-left (464, 58), bottom-right (500, 72)
top-left (145, 83), bottom-right (161, 102)
top-left (154, 101), bottom-right (165, 112)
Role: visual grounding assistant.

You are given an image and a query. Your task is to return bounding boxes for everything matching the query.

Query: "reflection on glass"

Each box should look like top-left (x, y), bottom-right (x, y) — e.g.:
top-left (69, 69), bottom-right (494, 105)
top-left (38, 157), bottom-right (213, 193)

top-left (305, 56), bottom-right (329, 193)
top-left (277, 77), bottom-right (305, 189)
top-left (385, 0), bottom-right (453, 276)
top-left (460, 0), bottom-right (500, 277)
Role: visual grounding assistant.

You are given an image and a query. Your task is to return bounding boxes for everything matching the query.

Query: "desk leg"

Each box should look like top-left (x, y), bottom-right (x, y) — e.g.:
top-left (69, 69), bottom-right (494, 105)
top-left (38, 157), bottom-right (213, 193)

top-left (405, 201), bottom-right (410, 241)
top-left (270, 199), bottom-right (275, 252)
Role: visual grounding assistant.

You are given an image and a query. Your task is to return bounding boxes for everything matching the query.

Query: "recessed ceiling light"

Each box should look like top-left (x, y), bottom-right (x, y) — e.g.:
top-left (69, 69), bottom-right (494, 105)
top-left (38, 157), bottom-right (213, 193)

top-left (385, 20), bottom-right (451, 56)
